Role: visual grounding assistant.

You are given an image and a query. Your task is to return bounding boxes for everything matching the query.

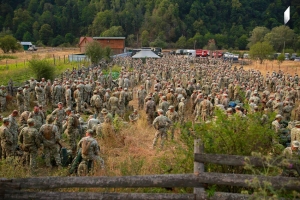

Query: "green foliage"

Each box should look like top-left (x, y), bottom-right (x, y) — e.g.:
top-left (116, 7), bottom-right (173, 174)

top-left (176, 36), bottom-right (187, 48)
top-left (39, 24), bottom-right (53, 45)
top-left (85, 41), bottom-right (105, 65)
top-left (249, 41), bottom-right (274, 64)
top-left (0, 55), bottom-right (17, 60)
top-left (277, 54), bottom-right (285, 67)
top-left (0, 35), bottom-right (22, 53)
top-left (28, 57), bottom-right (55, 81)
top-left (141, 30), bottom-right (149, 47)
top-left (247, 27), bottom-right (270, 48)
top-left (101, 26), bottom-right (124, 37)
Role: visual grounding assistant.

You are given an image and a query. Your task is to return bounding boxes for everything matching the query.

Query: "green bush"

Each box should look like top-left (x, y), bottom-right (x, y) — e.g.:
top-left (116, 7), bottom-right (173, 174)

top-left (28, 57), bottom-right (55, 81)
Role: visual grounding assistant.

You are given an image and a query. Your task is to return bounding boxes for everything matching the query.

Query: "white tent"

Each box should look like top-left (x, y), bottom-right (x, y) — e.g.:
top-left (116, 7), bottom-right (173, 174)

top-left (132, 49), bottom-right (160, 58)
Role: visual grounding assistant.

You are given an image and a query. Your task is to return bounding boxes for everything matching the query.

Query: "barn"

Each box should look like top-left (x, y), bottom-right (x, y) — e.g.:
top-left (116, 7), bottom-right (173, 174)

top-left (79, 37), bottom-right (126, 55)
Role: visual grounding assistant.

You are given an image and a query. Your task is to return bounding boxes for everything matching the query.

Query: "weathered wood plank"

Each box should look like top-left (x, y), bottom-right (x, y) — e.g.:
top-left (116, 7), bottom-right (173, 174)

top-left (6, 173), bottom-right (300, 191)
top-left (194, 153), bottom-right (300, 169)
top-left (194, 139), bottom-right (205, 198)
top-left (4, 191), bottom-right (194, 200)
top-left (4, 191), bottom-right (299, 200)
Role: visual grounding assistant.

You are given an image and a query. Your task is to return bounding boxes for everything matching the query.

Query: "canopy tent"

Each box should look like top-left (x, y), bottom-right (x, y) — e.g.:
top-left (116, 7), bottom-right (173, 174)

top-left (132, 49), bottom-right (160, 58)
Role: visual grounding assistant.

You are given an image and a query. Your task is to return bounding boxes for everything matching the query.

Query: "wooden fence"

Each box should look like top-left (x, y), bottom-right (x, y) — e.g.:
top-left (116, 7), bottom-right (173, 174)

top-left (1, 139), bottom-right (300, 200)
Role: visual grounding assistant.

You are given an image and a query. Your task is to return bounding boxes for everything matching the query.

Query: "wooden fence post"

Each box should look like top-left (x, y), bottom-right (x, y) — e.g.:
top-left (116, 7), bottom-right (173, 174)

top-left (64, 55), bottom-right (65, 64)
top-left (194, 139), bottom-right (205, 199)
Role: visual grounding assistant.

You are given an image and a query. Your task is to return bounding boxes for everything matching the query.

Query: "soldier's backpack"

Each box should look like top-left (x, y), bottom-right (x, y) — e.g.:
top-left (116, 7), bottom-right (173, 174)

top-left (94, 96), bottom-right (102, 108)
top-left (81, 140), bottom-right (92, 155)
top-left (43, 124), bottom-right (53, 140)
top-left (72, 115), bottom-right (80, 127)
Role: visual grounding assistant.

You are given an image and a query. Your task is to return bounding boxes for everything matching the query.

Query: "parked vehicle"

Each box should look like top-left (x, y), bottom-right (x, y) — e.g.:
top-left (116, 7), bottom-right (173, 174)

top-left (196, 49), bottom-right (210, 57)
top-left (294, 57), bottom-right (300, 62)
top-left (28, 45), bottom-right (37, 51)
top-left (284, 53), bottom-right (290, 60)
top-left (290, 53), bottom-right (297, 60)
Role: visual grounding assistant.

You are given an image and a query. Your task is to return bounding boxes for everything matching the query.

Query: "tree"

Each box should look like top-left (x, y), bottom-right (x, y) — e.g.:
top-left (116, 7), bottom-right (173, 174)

top-left (264, 25), bottom-right (296, 52)
top-left (22, 31), bottom-right (34, 41)
top-left (176, 36), bottom-right (186, 48)
top-left (236, 34), bottom-right (248, 50)
top-left (101, 26), bottom-right (124, 37)
top-left (0, 35), bottom-right (21, 53)
top-left (65, 33), bottom-right (75, 44)
top-left (28, 58), bottom-right (55, 81)
top-left (249, 41), bottom-right (274, 64)
top-left (247, 26), bottom-right (270, 48)
top-left (39, 24), bottom-right (53, 45)
top-left (141, 30), bottom-right (149, 47)
top-left (85, 41), bottom-right (105, 66)
top-left (277, 54), bottom-right (285, 68)
top-left (126, 34), bottom-right (135, 47)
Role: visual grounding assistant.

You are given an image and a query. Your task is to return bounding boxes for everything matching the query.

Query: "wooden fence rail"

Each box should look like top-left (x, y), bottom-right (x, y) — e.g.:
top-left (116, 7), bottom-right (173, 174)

top-left (1, 139), bottom-right (300, 200)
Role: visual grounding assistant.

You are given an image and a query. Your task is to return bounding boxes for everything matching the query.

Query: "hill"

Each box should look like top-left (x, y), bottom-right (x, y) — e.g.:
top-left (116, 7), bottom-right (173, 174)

top-left (0, 0), bottom-right (298, 50)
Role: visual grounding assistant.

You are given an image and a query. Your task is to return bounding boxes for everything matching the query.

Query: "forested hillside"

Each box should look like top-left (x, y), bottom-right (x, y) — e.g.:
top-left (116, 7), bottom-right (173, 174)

top-left (0, 0), bottom-right (299, 50)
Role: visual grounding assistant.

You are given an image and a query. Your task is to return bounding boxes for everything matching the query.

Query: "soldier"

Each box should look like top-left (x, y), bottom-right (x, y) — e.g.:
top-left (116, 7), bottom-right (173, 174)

top-left (53, 82), bottom-right (62, 105)
top-left (108, 92), bottom-right (119, 117)
top-left (0, 85), bottom-right (7, 112)
top-left (76, 129), bottom-right (105, 175)
top-left (118, 87), bottom-right (126, 118)
top-left (178, 97), bottom-right (186, 124)
top-left (35, 82), bottom-right (45, 107)
top-left (0, 118), bottom-right (13, 159)
top-left (44, 82), bottom-right (52, 106)
top-left (152, 109), bottom-right (172, 149)
top-left (282, 101), bottom-right (293, 121)
top-left (8, 110), bottom-right (19, 154)
top-left (100, 108), bottom-right (113, 124)
top-left (28, 106), bottom-right (45, 130)
top-left (166, 105), bottom-right (179, 140)
top-left (137, 85), bottom-right (147, 110)
top-left (159, 96), bottom-right (170, 115)
top-left (129, 109), bottom-right (139, 123)
top-left (145, 97), bottom-right (156, 125)
top-left (90, 90), bottom-right (103, 117)
top-left (64, 108), bottom-right (79, 155)
top-left (291, 122), bottom-right (300, 143)
top-left (74, 86), bottom-right (82, 113)
top-left (65, 84), bottom-right (72, 109)
top-left (145, 77), bottom-right (152, 94)
top-left (195, 95), bottom-right (212, 122)
top-left (39, 115), bottom-right (62, 168)
top-left (51, 102), bottom-right (66, 136)
top-left (18, 118), bottom-right (41, 173)
top-left (23, 84), bottom-right (30, 111)
top-left (16, 87), bottom-right (24, 113)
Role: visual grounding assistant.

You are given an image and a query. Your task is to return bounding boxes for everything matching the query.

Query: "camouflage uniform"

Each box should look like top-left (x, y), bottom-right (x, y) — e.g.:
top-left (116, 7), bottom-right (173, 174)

top-left (28, 110), bottom-right (45, 130)
top-left (23, 86), bottom-right (30, 111)
top-left (0, 86), bottom-right (7, 112)
top-left (51, 108), bottom-right (66, 135)
top-left (74, 88), bottom-right (82, 113)
top-left (35, 83), bottom-right (45, 107)
top-left (64, 113), bottom-right (78, 155)
top-left (129, 110), bottom-right (139, 123)
top-left (39, 119), bottom-right (62, 167)
top-left (145, 98), bottom-right (156, 125)
top-left (16, 88), bottom-right (24, 113)
top-left (0, 121), bottom-right (13, 158)
top-left (8, 114), bottom-right (18, 153)
top-left (166, 107), bottom-right (179, 139)
top-left (108, 94), bottom-right (119, 117)
top-left (90, 93), bottom-right (102, 116)
top-left (65, 87), bottom-right (72, 109)
top-left (291, 126), bottom-right (300, 143)
top-left (137, 87), bottom-right (147, 110)
top-left (19, 119), bottom-right (41, 172)
top-left (152, 112), bottom-right (172, 148)
top-left (178, 98), bottom-right (186, 124)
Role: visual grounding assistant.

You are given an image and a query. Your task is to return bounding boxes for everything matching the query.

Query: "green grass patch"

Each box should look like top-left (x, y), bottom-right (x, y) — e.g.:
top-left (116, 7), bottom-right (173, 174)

top-left (0, 55), bottom-right (17, 60)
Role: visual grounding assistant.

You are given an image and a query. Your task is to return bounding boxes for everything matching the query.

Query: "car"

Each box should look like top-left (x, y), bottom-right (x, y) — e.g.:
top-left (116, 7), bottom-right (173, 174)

top-left (294, 57), bottom-right (300, 62)
top-left (290, 53), bottom-right (297, 60)
top-left (284, 53), bottom-right (290, 60)
top-left (28, 45), bottom-right (37, 51)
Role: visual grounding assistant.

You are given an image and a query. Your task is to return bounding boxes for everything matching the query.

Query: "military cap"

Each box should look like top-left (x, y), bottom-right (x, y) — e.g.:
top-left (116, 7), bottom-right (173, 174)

top-left (27, 118), bottom-right (35, 124)
top-left (276, 97), bottom-right (280, 100)
top-left (292, 141), bottom-right (299, 148)
top-left (3, 118), bottom-right (10, 123)
top-left (295, 121), bottom-right (300, 126)
top-left (0, 85), bottom-right (5, 88)
top-left (226, 108), bottom-right (233, 112)
top-left (46, 115), bottom-right (54, 124)
top-left (157, 109), bottom-right (164, 113)
top-left (275, 114), bottom-right (282, 119)
top-left (17, 87), bottom-right (23, 91)
top-left (154, 88), bottom-right (158, 91)
top-left (101, 108), bottom-right (108, 114)
top-left (86, 129), bottom-right (94, 135)
top-left (65, 108), bottom-right (71, 112)
top-left (134, 109), bottom-right (138, 112)
top-left (25, 84), bottom-right (29, 87)
top-left (235, 105), bottom-right (241, 109)
top-left (168, 105), bottom-right (174, 110)
top-left (58, 102), bottom-right (63, 105)
top-left (181, 97), bottom-right (185, 101)
top-left (124, 88), bottom-right (128, 91)
top-left (93, 90), bottom-right (98, 94)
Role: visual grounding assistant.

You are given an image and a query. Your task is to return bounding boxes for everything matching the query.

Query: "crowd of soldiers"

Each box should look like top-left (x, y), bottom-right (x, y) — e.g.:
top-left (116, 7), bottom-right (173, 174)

top-left (0, 54), bottom-right (300, 175)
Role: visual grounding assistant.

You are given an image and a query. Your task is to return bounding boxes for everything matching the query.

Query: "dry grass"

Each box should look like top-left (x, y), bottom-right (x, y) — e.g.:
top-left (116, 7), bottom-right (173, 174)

top-left (243, 60), bottom-right (300, 75)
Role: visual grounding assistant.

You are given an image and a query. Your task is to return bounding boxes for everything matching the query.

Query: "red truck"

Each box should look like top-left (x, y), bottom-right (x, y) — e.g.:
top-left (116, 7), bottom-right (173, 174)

top-left (196, 49), bottom-right (209, 57)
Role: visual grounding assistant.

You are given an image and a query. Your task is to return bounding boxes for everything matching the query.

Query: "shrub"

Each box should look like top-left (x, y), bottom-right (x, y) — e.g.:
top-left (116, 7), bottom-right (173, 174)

top-left (28, 57), bottom-right (55, 81)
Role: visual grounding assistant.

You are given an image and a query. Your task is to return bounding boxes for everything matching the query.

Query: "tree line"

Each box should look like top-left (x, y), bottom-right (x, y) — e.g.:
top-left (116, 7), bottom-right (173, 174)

top-left (0, 0), bottom-right (299, 50)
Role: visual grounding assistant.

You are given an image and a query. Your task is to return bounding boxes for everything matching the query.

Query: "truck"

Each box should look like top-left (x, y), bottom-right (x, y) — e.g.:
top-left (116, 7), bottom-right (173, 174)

top-left (196, 49), bottom-right (209, 57)
top-left (183, 49), bottom-right (196, 58)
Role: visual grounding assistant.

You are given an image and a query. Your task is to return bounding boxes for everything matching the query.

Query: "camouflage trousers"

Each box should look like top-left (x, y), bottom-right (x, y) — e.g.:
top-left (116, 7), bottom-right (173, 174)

top-left (18, 104), bottom-right (24, 114)
top-left (37, 96), bottom-right (45, 107)
top-left (75, 100), bottom-right (81, 113)
top-left (152, 128), bottom-right (167, 148)
top-left (138, 99), bottom-right (144, 110)
top-left (24, 100), bottom-right (30, 111)
top-left (1, 143), bottom-right (13, 159)
top-left (0, 99), bottom-right (6, 112)
top-left (23, 147), bottom-right (38, 171)
top-left (44, 144), bottom-right (62, 167)
top-left (66, 130), bottom-right (77, 155)
top-left (147, 112), bottom-right (155, 125)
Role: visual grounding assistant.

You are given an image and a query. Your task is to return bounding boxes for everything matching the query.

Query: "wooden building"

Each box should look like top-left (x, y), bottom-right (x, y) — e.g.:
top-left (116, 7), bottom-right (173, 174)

top-left (79, 37), bottom-right (126, 55)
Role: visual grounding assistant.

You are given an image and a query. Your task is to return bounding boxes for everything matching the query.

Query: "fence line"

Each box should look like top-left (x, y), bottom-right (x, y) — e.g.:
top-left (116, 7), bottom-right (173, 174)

top-left (1, 139), bottom-right (300, 200)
